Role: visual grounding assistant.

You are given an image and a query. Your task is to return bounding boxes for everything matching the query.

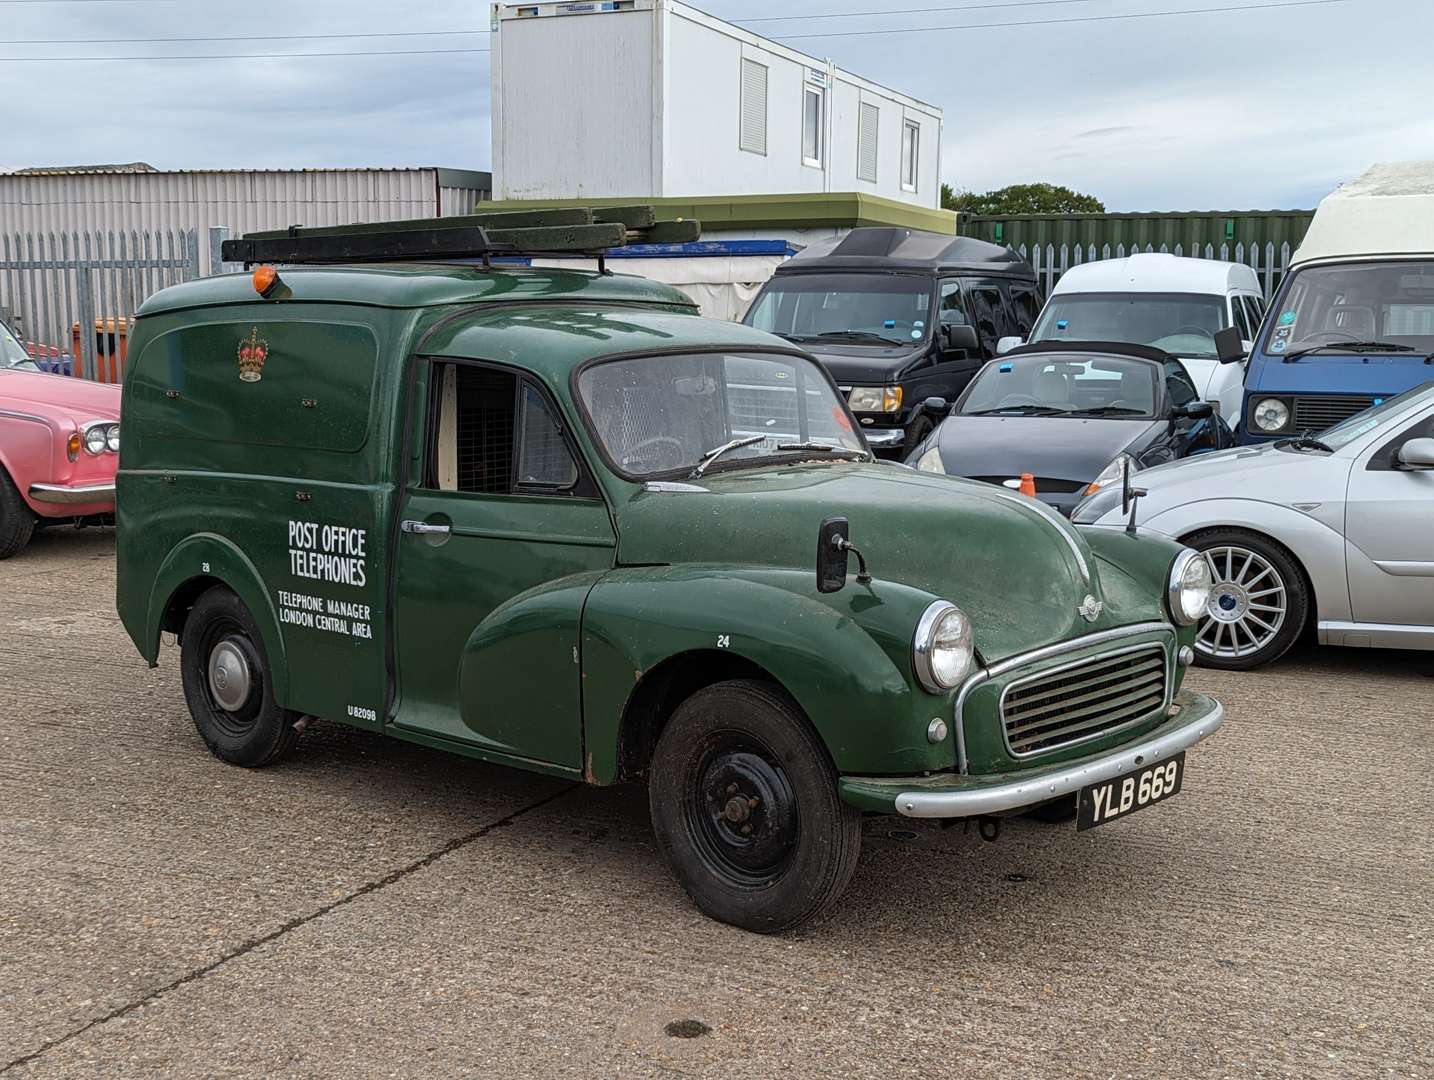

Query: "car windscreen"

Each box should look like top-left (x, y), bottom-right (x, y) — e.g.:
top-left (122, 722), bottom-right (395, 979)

top-left (577, 351), bottom-right (867, 478)
top-left (745, 273), bottom-right (933, 348)
top-left (960, 354), bottom-right (1159, 418)
top-left (1030, 292), bottom-right (1229, 359)
top-left (1265, 261), bottom-right (1434, 356)
top-left (0, 321), bottom-right (38, 371)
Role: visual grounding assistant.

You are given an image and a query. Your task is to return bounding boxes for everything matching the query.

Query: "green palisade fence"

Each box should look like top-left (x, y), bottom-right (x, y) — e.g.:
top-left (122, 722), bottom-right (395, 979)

top-left (956, 210), bottom-right (1315, 297)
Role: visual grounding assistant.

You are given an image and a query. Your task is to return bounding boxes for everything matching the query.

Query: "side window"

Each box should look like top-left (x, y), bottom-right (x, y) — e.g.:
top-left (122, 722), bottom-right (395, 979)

top-left (1165, 361), bottom-right (1199, 408)
top-left (1230, 296), bottom-right (1253, 340)
top-left (968, 285), bottom-right (1006, 355)
top-left (1367, 411), bottom-right (1434, 471)
top-left (1241, 295), bottom-right (1264, 337)
top-left (938, 280), bottom-right (969, 325)
top-left (1008, 286), bottom-right (1041, 335)
top-left (429, 362), bottom-right (581, 495)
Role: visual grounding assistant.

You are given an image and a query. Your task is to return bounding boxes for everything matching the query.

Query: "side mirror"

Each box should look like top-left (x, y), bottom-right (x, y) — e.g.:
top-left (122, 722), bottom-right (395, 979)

top-left (941, 323), bottom-right (980, 352)
top-left (1397, 437), bottom-right (1434, 470)
top-left (1214, 326), bottom-right (1246, 364)
top-left (996, 335), bottom-right (1025, 355)
top-left (1176, 401), bottom-right (1215, 420)
top-left (816, 516), bottom-right (850, 593)
top-left (923, 396), bottom-right (949, 414)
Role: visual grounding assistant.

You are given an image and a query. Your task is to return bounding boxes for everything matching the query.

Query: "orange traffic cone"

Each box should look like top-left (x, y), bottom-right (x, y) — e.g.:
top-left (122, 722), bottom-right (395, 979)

top-left (1018, 473), bottom-right (1036, 497)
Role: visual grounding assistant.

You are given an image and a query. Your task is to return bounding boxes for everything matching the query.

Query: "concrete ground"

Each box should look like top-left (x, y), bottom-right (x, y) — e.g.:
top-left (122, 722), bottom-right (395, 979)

top-left (2, 528), bottom-right (1430, 1078)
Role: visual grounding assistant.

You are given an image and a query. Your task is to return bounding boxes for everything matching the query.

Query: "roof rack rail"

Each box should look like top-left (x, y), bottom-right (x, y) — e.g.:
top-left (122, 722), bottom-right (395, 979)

top-left (220, 205), bottom-right (702, 274)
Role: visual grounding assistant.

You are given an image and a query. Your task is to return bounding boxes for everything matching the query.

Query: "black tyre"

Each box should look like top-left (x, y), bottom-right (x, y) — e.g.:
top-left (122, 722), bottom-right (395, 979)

top-left (902, 414), bottom-right (936, 459)
top-left (1184, 528), bottom-right (1309, 671)
top-left (0, 467), bottom-right (36, 560)
top-left (1023, 794), bottom-right (1077, 824)
top-left (180, 587), bottom-right (301, 767)
top-left (648, 679), bottom-right (862, 933)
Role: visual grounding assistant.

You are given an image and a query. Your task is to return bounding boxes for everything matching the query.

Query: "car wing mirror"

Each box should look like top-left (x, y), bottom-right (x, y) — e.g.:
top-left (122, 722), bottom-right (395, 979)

top-left (817, 517), bottom-right (851, 593)
top-left (1214, 326), bottom-right (1246, 364)
top-left (923, 396), bottom-right (949, 414)
top-left (1177, 401), bottom-right (1215, 420)
top-left (1396, 437), bottom-right (1434, 470)
top-left (996, 335), bottom-right (1024, 355)
top-left (941, 323), bottom-right (980, 352)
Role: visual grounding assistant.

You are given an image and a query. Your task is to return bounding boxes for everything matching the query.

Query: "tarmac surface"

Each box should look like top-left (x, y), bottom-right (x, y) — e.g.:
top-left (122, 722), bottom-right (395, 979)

top-left (2, 528), bottom-right (1430, 1078)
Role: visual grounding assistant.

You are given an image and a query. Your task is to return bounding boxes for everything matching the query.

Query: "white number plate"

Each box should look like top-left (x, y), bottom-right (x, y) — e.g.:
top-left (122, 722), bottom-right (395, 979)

top-left (1076, 752), bottom-right (1185, 831)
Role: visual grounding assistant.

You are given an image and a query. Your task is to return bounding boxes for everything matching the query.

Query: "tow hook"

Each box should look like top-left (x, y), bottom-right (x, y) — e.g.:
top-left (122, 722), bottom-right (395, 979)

top-left (977, 817), bottom-right (1002, 843)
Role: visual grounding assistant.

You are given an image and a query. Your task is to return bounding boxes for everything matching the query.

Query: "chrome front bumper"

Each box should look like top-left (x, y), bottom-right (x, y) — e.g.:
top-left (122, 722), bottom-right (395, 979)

top-left (861, 427), bottom-right (905, 449)
top-left (29, 481), bottom-right (116, 505)
top-left (839, 691), bottom-right (1224, 818)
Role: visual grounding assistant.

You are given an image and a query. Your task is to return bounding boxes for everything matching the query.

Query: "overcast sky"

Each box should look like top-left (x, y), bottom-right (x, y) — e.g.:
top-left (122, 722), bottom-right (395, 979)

top-left (2, 0), bottom-right (1430, 210)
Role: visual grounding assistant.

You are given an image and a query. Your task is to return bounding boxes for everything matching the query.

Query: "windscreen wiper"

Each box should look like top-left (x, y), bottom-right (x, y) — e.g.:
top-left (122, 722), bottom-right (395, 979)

top-left (689, 434), bottom-right (766, 479)
top-left (1282, 341), bottom-right (1415, 363)
top-left (814, 330), bottom-right (905, 346)
top-left (1066, 406), bottom-right (1147, 417)
top-left (967, 405), bottom-right (1072, 416)
top-left (774, 442), bottom-right (868, 458)
top-left (1274, 432), bottom-right (1335, 453)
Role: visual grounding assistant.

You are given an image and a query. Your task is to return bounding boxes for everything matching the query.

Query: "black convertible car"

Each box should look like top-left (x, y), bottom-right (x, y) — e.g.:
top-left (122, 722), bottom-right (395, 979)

top-left (906, 341), bottom-right (1234, 516)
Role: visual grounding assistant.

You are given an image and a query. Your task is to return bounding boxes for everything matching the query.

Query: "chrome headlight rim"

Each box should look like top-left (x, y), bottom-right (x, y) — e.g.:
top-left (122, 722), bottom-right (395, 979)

top-left (912, 599), bottom-right (975, 693)
top-left (104, 422), bottom-right (120, 453)
top-left (1251, 397), bottom-right (1291, 433)
top-left (81, 420), bottom-right (109, 456)
top-left (1168, 548), bottom-right (1213, 626)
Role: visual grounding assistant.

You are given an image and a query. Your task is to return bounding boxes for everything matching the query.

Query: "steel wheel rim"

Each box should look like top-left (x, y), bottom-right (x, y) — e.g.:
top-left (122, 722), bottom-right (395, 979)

top-left (1195, 545), bottom-right (1287, 659)
top-left (683, 733), bottom-right (799, 888)
top-left (198, 618), bottom-right (263, 736)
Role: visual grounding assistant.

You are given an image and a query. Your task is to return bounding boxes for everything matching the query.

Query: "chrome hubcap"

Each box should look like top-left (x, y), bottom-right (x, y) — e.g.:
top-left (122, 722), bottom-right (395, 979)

top-left (207, 639), bottom-right (253, 712)
top-left (1196, 546), bottom-right (1287, 659)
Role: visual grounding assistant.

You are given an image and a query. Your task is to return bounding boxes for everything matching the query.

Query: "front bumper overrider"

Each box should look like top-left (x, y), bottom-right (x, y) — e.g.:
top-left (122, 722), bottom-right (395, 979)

top-left (839, 689), bottom-right (1224, 818)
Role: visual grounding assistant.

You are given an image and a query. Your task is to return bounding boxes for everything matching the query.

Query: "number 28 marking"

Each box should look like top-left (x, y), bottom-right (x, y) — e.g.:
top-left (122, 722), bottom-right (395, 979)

top-left (717, 634), bottom-right (731, 649)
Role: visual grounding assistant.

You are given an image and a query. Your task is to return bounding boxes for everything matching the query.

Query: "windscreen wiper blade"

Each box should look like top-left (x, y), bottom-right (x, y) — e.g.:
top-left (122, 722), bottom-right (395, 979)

top-left (1274, 432), bottom-right (1335, 453)
top-left (774, 442), bottom-right (867, 458)
top-left (967, 405), bottom-right (1071, 416)
top-left (689, 434), bottom-right (766, 479)
top-left (814, 330), bottom-right (905, 346)
top-left (1282, 340), bottom-right (1416, 363)
top-left (1066, 406), bottom-right (1147, 416)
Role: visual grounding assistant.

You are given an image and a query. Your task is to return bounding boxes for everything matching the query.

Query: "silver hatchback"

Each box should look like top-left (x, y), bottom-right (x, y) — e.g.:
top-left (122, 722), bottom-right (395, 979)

top-left (1074, 382), bottom-right (1434, 668)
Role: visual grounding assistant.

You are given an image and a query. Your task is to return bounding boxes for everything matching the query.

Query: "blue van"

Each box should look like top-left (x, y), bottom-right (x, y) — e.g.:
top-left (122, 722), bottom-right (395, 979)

top-left (1238, 162), bottom-right (1434, 443)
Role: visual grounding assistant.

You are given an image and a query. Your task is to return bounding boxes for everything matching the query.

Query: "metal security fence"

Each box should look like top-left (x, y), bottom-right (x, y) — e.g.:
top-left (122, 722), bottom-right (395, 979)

top-left (1015, 239), bottom-right (1296, 297)
top-left (0, 228), bottom-right (200, 381)
top-left (959, 210), bottom-right (1315, 297)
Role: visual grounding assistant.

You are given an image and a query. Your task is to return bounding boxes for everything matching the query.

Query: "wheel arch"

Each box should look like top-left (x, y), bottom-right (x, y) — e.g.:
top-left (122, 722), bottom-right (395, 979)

top-left (142, 533), bottom-right (290, 700)
top-left (1178, 523), bottom-right (1322, 636)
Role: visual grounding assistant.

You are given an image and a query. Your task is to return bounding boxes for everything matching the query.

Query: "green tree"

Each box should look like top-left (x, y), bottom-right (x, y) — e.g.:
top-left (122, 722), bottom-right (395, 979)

top-left (941, 182), bottom-right (1105, 216)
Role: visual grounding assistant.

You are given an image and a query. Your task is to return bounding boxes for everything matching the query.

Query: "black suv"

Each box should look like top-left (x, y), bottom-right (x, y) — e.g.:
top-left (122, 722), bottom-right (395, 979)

top-left (743, 227), bottom-right (1042, 455)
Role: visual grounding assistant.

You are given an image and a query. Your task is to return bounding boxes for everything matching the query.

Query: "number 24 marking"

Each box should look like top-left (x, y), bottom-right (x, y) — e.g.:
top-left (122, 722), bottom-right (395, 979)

top-left (717, 634), bottom-right (730, 649)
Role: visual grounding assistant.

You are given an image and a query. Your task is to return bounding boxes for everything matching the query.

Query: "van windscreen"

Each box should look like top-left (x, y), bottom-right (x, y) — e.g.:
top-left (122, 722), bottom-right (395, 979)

top-left (746, 273), bottom-right (933, 348)
top-left (1030, 292), bottom-right (1228, 359)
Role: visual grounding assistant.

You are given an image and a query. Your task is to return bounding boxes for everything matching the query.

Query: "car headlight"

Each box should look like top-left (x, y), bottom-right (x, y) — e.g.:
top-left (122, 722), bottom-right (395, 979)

top-left (105, 423), bottom-right (120, 453)
top-left (914, 446), bottom-right (945, 473)
top-left (1071, 484), bottom-right (1122, 524)
top-left (848, 386), bottom-right (903, 413)
top-left (1083, 452), bottom-right (1135, 497)
top-left (1168, 549), bottom-right (1213, 626)
top-left (1252, 397), bottom-right (1291, 433)
top-left (913, 600), bottom-right (975, 692)
top-left (83, 423), bottom-right (108, 455)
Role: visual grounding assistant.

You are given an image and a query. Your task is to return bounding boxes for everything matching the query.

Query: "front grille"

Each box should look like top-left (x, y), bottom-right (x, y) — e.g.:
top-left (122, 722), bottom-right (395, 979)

top-left (1001, 645), bottom-right (1168, 756)
top-left (1293, 395), bottom-right (1375, 432)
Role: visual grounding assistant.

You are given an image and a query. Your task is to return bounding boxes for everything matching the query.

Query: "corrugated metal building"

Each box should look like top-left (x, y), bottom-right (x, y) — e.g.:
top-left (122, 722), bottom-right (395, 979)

top-left (0, 164), bottom-right (491, 273)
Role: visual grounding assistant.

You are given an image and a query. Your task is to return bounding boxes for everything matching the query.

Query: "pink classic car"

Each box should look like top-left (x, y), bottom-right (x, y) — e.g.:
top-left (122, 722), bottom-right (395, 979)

top-left (1, 318), bottom-right (120, 559)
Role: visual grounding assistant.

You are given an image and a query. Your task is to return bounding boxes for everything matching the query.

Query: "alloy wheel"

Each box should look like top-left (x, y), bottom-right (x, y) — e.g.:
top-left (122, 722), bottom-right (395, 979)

top-left (1195, 545), bottom-right (1288, 660)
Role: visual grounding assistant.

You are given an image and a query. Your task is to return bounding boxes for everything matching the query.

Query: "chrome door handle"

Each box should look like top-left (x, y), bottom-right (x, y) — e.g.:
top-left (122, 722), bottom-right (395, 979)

top-left (400, 520), bottom-right (451, 536)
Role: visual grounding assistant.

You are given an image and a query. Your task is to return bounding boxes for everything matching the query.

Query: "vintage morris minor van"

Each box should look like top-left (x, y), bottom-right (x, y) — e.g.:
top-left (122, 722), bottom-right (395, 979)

top-left (116, 219), bottom-right (1224, 932)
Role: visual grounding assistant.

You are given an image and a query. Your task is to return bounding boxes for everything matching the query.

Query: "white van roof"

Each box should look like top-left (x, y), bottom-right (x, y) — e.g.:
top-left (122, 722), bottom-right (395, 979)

top-left (1049, 252), bottom-right (1260, 297)
top-left (1293, 161), bottom-right (1434, 267)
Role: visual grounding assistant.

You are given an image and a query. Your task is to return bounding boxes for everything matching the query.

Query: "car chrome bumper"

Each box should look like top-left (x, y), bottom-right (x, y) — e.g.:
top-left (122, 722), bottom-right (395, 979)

top-left (861, 428), bottom-right (905, 449)
top-left (838, 690), bottom-right (1224, 818)
top-left (28, 481), bottom-right (116, 505)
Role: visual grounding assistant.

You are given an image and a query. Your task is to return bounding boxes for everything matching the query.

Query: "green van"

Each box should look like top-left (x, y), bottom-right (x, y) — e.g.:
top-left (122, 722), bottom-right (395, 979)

top-left (116, 226), bottom-right (1224, 932)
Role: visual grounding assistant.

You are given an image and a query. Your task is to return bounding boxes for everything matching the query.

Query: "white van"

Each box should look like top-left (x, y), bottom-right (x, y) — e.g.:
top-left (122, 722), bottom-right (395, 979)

top-left (999, 253), bottom-right (1265, 424)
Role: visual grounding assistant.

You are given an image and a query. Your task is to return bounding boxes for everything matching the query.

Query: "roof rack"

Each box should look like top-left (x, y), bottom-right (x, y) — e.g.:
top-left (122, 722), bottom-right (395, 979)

top-left (220, 205), bottom-right (702, 274)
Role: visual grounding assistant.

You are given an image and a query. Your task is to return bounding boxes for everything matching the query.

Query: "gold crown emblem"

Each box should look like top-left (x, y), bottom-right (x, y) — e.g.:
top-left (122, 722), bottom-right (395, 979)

top-left (237, 327), bottom-right (268, 383)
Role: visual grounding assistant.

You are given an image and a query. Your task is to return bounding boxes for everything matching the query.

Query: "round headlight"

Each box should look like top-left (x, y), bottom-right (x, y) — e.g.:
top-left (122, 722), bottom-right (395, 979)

top-left (84, 425), bottom-right (107, 455)
top-left (1252, 398), bottom-right (1290, 433)
top-left (913, 600), bottom-right (975, 692)
top-left (1168, 549), bottom-right (1213, 626)
top-left (105, 423), bottom-right (120, 453)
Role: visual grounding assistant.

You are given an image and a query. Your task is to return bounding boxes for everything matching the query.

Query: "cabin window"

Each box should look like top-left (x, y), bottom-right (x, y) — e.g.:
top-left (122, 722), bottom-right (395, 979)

top-left (740, 59), bottom-right (768, 156)
top-left (857, 102), bottom-right (879, 183)
top-left (802, 86), bottom-right (824, 168)
top-left (901, 120), bottom-right (920, 191)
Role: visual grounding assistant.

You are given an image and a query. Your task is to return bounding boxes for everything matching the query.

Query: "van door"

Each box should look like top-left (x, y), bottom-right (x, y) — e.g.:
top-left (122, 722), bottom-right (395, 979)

top-left (391, 358), bottom-right (615, 769)
top-left (965, 280), bottom-right (1013, 359)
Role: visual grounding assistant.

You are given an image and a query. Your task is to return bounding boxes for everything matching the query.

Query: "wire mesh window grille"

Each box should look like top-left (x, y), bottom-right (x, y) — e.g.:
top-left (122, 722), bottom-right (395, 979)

top-left (450, 365), bottom-right (517, 495)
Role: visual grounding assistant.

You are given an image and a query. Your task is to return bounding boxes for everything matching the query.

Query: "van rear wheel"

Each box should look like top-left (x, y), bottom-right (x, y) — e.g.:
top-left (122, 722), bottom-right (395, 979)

top-left (180, 587), bottom-right (301, 767)
top-left (648, 680), bottom-right (861, 933)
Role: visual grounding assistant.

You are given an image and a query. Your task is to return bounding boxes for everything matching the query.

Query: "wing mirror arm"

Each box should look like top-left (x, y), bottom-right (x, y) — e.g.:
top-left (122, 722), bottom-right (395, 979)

top-left (816, 516), bottom-right (871, 593)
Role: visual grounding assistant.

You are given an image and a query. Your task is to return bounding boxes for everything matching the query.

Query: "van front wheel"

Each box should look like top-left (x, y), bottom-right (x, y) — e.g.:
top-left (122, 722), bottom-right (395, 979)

top-left (180, 587), bottom-right (301, 767)
top-left (648, 680), bottom-right (861, 933)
